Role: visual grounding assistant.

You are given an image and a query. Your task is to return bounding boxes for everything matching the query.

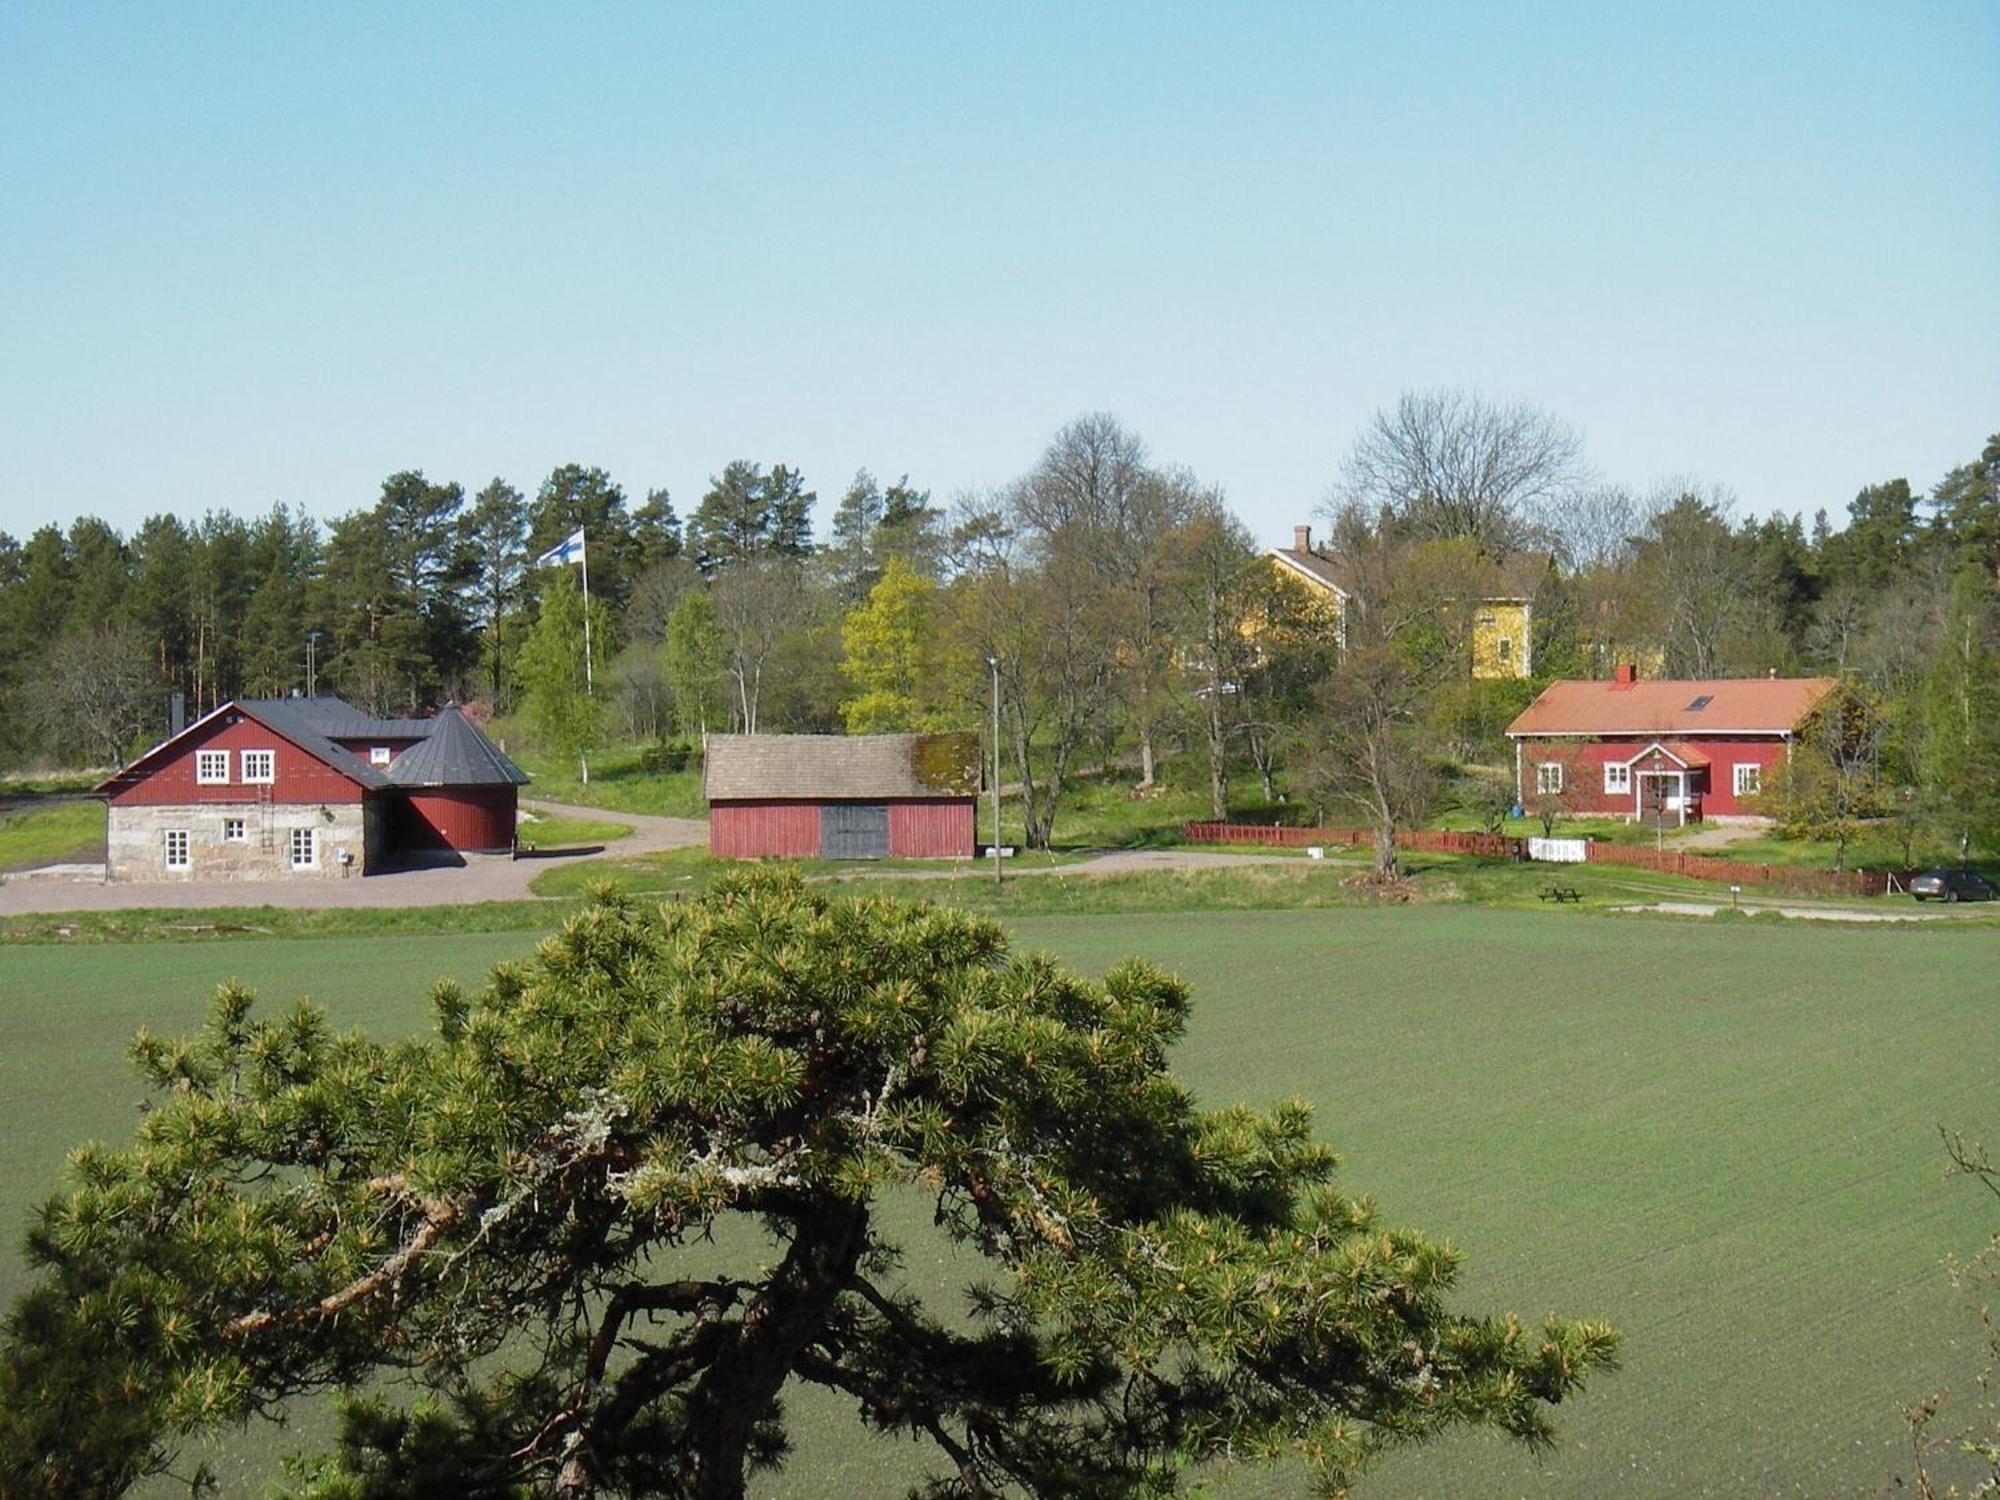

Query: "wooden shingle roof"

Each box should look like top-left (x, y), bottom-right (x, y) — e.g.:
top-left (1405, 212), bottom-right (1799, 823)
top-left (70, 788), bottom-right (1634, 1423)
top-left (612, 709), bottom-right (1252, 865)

top-left (704, 734), bottom-right (980, 801)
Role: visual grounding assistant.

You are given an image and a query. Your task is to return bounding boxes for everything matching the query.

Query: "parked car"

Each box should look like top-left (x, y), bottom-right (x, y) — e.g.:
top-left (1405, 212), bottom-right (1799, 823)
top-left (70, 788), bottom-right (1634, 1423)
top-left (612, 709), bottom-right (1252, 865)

top-left (1910, 868), bottom-right (1996, 902)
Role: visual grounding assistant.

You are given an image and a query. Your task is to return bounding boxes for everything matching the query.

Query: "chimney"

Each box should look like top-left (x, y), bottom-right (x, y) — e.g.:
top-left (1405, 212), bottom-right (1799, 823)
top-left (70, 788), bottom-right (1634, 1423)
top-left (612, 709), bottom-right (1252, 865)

top-left (1293, 524), bottom-right (1313, 554)
top-left (1613, 663), bottom-right (1636, 687)
top-left (169, 691), bottom-right (186, 737)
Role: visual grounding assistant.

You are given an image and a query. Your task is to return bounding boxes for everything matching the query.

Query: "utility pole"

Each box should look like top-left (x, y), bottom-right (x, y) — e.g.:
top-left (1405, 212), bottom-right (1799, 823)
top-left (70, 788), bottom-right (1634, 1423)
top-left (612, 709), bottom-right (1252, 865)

top-left (306, 630), bottom-right (320, 697)
top-left (988, 655), bottom-right (1002, 886)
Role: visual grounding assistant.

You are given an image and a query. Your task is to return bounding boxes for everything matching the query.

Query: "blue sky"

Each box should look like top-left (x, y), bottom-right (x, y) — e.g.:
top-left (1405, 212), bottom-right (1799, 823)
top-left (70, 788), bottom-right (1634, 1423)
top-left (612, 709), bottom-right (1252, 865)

top-left (2, 3), bottom-right (1995, 547)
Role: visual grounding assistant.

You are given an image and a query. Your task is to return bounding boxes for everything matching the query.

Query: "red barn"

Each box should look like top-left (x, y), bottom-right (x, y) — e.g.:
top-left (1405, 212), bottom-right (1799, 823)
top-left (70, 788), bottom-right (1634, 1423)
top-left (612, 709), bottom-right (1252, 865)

top-left (1505, 666), bottom-right (1838, 826)
top-left (705, 733), bottom-right (979, 859)
top-left (96, 697), bottom-right (529, 880)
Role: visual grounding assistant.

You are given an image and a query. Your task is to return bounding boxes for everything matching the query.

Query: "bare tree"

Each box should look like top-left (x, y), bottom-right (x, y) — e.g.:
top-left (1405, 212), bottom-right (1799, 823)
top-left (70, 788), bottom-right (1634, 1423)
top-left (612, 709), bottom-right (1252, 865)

top-left (1540, 483), bottom-right (1665, 571)
top-left (1333, 389), bottom-right (1586, 555)
top-left (1293, 528), bottom-right (1473, 875)
top-left (711, 556), bottom-right (815, 734)
top-left (33, 625), bottom-right (163, 766)
top-left (1161, 499), bottom-right (1258, 820)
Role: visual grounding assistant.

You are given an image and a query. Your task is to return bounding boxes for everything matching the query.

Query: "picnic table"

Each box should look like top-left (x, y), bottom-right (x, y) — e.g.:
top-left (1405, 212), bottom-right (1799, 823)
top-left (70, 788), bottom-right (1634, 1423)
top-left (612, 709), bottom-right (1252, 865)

top-left (1539, 884), bottom-right (1582, 904)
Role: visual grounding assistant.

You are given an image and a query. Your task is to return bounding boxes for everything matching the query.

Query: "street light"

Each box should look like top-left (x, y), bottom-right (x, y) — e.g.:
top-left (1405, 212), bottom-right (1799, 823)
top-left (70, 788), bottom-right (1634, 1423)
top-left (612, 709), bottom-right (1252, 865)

top-left (987, 656), bottom-right (1002, 886)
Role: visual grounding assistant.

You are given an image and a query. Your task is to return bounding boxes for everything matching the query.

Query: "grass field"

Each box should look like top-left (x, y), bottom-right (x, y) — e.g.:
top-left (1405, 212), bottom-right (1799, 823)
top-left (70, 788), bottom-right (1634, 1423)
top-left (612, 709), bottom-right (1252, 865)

top-left (4, 907), bottom-right (1994, 1497)
top-left (0, 800), bottom-right (104, 872)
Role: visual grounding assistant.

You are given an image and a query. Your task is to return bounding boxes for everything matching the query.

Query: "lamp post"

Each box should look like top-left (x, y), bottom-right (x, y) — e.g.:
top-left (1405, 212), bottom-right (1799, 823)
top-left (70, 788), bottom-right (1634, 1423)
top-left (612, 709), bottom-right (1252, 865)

top-left (306, 630), bottom-right (320, 698)
top-left (987, 655), bottom-right (1002, 886)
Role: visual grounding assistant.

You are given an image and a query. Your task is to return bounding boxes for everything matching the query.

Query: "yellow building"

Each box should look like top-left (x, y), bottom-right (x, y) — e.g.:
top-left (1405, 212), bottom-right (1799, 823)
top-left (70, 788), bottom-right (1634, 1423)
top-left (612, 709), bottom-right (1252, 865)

top-left (1270, 525), bottom-right (1543, 681)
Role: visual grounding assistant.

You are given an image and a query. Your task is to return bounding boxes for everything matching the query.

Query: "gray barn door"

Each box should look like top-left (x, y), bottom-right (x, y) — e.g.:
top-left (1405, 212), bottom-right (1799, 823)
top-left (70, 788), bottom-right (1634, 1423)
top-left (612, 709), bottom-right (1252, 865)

top-left (821, 803), bottom-right (890, 859)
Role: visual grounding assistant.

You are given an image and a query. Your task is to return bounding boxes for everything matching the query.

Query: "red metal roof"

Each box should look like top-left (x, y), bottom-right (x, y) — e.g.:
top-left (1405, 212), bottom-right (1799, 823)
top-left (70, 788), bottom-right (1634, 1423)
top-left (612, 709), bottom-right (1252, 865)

top-left (1507, 676), bottom-right (1837, 737)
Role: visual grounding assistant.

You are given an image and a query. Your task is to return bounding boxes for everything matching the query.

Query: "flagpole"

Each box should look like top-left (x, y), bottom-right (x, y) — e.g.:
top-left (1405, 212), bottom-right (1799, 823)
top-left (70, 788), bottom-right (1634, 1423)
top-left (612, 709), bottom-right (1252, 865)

top-left (579, 529), bottom-right (594, 693)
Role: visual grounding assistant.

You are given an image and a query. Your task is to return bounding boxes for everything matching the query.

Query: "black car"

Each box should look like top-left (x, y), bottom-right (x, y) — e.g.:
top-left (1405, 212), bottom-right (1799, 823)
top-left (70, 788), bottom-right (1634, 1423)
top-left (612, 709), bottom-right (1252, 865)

top-left (1910, 868), bottom-right (1996, 902)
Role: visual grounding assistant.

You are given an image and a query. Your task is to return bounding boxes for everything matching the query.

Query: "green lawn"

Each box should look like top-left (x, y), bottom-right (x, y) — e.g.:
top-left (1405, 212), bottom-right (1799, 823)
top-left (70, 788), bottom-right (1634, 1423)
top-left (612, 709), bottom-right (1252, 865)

top-left (513, 810), bottom-right (635, 851)
top-left (491, 726), bottom-right (707, 818)
top-left (0, 800), bottom-right (104, 872)
top-left (4, 908), bottom-right (1994, 1497)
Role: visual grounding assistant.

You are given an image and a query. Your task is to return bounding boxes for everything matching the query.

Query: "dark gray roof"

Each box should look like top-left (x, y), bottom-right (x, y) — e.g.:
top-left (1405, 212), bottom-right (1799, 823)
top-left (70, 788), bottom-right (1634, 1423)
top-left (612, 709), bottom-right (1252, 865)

top-left (233, 699), bottom-right (392, 788)
top-left (241, 695), bottom-right (431, 741)
top-left (384, 706), bottom-right (531, 787)
top-left (705, 733), bottom-right (979, 801)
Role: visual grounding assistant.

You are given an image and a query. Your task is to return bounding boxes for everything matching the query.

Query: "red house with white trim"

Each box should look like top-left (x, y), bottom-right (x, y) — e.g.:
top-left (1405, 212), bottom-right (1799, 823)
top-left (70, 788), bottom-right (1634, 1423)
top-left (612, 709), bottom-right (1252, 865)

top-left (96, 696), bottom-right (530, 881)
top-left (1505, 667), bottom-right (1838, 825)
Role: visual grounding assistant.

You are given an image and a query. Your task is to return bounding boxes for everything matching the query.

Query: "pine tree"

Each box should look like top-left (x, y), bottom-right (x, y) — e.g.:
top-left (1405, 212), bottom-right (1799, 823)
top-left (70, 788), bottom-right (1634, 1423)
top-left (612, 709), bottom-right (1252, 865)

top-left (0, 875), bottom-right (1617, 1500)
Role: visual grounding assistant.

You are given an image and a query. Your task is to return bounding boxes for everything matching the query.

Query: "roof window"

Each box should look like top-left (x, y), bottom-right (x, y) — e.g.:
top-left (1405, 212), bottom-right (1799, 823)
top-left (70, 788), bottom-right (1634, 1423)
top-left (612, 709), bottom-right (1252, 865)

top-left (1686, 695), bottom-right (1713, 711)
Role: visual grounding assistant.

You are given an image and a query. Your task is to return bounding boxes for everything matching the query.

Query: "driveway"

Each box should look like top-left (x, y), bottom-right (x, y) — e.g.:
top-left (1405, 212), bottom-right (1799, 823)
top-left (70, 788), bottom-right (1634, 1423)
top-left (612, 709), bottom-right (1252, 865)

top-left (0, 801), bottom-right (706, 915)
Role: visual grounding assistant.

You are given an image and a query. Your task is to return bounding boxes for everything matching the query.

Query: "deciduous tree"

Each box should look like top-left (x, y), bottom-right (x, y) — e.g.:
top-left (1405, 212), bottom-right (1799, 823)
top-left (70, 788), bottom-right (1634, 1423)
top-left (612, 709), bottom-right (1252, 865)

top-left (515, 570), bottom-right (611, 773)
top-left (839, 557), bottom-right (944, 733)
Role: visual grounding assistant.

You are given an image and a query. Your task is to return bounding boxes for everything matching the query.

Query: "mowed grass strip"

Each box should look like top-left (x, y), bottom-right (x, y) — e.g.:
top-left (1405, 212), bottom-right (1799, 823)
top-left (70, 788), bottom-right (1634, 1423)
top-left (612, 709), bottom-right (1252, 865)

top-left (0, 911), bottom-right (1994, 1497)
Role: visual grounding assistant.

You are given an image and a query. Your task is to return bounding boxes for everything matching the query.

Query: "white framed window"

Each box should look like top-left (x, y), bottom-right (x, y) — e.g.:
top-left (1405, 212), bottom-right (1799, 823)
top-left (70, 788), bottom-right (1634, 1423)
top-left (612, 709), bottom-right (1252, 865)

top-left (369, 746), bottom-right (391, 766)
top-left (164, 829), bottom-right (190, 869)
top-left (1536, 762), bottom-right (1564, 795)
top-left (222, 817), bottom-right (247, 843)
top-left (241, 749), bottom-right (276, 784)
top-left (196, 749), bottom-right (230, 785)
top-left (289, 827), bottom-right (317, 869)
top-left (1734, 763), bottom-right (1761, 798)
top-left (1604, 762), bottom-right (1630, 795)
top-left (1496, 636), bottom-right (1512, 664)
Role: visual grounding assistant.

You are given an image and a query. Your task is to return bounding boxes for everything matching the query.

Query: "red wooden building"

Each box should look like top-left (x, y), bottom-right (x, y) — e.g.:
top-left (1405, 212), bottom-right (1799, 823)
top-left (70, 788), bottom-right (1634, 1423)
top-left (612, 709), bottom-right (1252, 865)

top-left (705, 733), bottom-right (979, 859)
top-left (96, 697), bottom-right (529, 880)
top-left (1505, 667), bottom-right (1837, 825)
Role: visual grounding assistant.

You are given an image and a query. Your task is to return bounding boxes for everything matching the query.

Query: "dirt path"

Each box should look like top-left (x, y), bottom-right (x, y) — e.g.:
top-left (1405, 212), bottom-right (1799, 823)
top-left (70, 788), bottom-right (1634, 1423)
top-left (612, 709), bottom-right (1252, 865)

top-left (1664, 821), bottom-right (1767, 851)
top-left (0, 800), bottom-right (707, 916)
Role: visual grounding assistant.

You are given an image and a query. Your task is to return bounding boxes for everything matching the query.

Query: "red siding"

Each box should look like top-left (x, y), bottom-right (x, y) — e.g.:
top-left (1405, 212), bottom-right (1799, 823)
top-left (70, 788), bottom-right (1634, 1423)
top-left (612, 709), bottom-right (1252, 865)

top-left (106, 713), bottom-right (366, 806)
top-left (711, 802), bottom-right (820, 858)
top-left (401, 788), bottom-right (517, 852)
top-left (888, 800), bottom-right (976, 857)
top-left (1516, 735), bottom-right (1791, 817)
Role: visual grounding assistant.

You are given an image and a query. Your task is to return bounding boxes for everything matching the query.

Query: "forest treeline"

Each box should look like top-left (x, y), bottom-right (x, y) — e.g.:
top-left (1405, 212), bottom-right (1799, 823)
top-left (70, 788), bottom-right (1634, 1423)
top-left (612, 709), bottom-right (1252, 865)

top-left (2, 396), bottom-right (1995, 859)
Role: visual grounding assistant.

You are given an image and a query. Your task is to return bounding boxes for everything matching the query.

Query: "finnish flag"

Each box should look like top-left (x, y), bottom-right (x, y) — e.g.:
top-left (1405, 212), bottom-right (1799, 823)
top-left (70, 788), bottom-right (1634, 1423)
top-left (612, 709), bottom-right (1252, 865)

top-left (532, 528), bottom-right (586, 569)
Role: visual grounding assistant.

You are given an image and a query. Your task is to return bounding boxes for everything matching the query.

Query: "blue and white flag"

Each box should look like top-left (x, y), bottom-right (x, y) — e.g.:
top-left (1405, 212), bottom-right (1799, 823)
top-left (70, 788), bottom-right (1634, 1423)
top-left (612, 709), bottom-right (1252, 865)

top-left (532, 528), bottom-right (586, 569)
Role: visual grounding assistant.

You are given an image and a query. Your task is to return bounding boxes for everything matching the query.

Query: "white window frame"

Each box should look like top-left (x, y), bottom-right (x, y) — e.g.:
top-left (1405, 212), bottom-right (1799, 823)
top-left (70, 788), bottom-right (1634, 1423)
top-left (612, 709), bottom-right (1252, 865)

top-left (1604, 762), bottom-right (1630, 795)
top-left (222, 817), bottom-right (247, 843)
top-left (1734, 763), bottom-right (1761, 798)
top-left (1496, 636), bottom-right (1512, 664)
top-left (1536, 762), bottom-right (1564, 796)
top-left (195, 749), bottom-right (230, 785)
top-left (164, 829), bottom-right (190, 869)
top-left (370, 746), bottom-right (392, 766)
top-left (289, 827), bottom-right (318, 870)
top-left (240, 748), bottom-right (276, 784)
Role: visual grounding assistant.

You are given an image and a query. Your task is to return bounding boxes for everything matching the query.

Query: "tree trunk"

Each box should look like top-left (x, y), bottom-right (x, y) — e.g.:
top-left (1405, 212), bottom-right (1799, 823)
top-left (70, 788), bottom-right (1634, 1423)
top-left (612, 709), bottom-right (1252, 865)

top-left (1372, 818), bottom-right (1397, 878)
top-left (556, 1202), bottom-right (870, 1500)
top-left (1138, 727), bottom-right (1156, 791)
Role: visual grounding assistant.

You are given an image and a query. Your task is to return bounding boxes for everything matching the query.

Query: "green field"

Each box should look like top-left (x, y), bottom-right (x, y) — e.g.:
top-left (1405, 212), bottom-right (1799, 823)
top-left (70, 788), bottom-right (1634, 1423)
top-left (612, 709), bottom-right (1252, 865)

top-left (0, 799), bottom-right (104, 872)
top-left (1, 908), bottom-right (1995, 1497)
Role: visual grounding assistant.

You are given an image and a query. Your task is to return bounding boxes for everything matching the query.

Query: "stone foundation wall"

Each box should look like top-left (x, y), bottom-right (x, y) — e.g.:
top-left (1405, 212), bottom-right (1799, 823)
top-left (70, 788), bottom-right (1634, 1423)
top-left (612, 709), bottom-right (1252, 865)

top-left (107, 801), bottom-right (373, 882)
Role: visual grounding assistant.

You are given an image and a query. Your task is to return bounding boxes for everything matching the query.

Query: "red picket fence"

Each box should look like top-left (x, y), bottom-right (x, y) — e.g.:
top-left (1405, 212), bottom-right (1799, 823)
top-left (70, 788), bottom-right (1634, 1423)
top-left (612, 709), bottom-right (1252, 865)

top-left (1179, 822), bottom-right (1906, 897)
top-left (1180, 823), bottom-right (1519, 859)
